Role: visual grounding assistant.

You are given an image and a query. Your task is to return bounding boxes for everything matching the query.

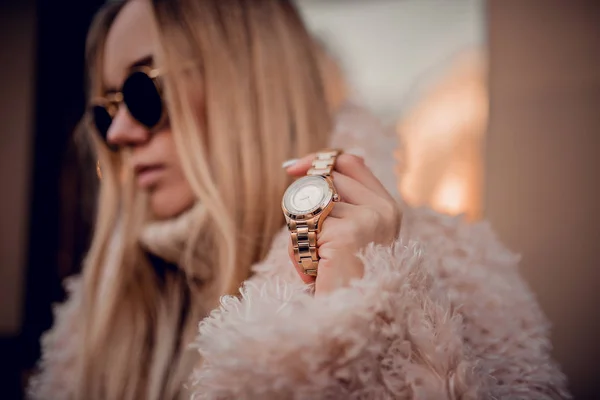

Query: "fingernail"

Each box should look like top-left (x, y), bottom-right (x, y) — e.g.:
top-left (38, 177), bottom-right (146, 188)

top-left (281, 159), bottom-right (299, 169)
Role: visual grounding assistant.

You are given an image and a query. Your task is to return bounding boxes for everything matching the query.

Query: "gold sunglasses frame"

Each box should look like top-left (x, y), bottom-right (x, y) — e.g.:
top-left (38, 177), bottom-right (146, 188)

top-left (90, 65), bottom-right (166, 135)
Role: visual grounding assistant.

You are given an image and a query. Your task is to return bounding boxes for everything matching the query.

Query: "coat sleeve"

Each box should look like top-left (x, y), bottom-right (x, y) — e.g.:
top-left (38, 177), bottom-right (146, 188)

top-left (189, 210), bottom-right (571, 400)
top-left (401, 208), bottom-right (570, 400)
top-left (26, 276), bottom-right (83, 400)
top-left (190, 236), bottom-right (478, 399)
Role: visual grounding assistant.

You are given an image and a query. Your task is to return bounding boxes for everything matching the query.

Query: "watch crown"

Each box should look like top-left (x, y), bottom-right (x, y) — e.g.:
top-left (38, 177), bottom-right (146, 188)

top-left (333, 193), bottom-right (340, 202)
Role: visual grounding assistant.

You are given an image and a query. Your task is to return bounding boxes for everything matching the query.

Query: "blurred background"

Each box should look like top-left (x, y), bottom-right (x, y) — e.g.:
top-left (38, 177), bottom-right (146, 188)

top-left (1, 0), bottom-right (598, 398)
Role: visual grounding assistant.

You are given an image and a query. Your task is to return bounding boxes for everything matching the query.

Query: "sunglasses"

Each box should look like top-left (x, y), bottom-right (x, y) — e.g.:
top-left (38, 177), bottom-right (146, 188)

top-left (90, 65), bottom-right (166, 146)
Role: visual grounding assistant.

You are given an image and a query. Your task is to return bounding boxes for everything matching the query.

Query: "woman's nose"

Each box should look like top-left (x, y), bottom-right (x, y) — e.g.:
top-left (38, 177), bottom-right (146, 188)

top-left (106, 105), bottom-right (151, 148)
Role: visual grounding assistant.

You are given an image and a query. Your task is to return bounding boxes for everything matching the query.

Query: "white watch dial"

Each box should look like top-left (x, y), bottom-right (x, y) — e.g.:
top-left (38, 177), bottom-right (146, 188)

top-left (283, 175), bottom-right (332, 214)
top-left (292, 184), bottom-right (323, 211)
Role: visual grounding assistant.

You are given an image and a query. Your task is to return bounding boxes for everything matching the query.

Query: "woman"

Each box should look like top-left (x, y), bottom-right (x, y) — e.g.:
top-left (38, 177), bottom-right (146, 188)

top-left (28, 0), bottom-right (570, 399)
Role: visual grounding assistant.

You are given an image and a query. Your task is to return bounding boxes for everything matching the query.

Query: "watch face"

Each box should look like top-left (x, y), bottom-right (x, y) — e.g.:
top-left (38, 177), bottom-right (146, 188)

top-left (283, 175), bottom-right (333, 215)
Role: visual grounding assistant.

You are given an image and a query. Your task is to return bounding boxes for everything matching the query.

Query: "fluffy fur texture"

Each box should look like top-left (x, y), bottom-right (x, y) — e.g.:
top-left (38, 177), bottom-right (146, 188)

top-left (188, 208), bottom-right (570, 399)
top-left (28, 103), bottom-right (570, 399)
top-left (27, 276), bottom-right (83, 399)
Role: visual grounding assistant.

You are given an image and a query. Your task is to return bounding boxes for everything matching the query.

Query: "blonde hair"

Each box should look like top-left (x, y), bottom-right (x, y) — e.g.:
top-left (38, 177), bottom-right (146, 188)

top-left (75, 0), bottom-right (333, 398)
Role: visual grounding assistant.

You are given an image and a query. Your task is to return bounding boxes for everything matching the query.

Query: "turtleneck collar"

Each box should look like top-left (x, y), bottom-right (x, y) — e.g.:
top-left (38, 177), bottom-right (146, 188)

top-left (139, 202), bottom-right (212, 281)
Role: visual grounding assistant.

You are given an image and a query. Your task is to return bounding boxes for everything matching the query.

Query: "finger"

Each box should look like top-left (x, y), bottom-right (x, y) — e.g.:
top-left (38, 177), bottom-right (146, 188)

top-left (316, 216), bottom-right (344, 247)
top-left (333, 154), bottom-right (392, 200)
top-left (328, 201), bottom-right (360, 219)
top-left (321, 204), bottom-right (399, 248)
top-left (288, 236), bottom-right (316, 285)
top-left (313, 249), bottom-right (364, 295)
top-left (284, 153), bottom-right (318, 176)
top-left (332, 172), bottom-right (387, 207)
top-left (316, 217), bottom-right (360, 249)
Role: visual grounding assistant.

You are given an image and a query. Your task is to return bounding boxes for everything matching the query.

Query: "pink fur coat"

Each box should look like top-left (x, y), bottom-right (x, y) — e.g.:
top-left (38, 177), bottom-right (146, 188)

top-left (29, 104), bottom-right (570, 399)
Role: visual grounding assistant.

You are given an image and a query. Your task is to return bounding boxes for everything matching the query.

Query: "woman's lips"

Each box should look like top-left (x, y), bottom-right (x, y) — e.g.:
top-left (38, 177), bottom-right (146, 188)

top-left (135, 165), bottom-right (165, 188)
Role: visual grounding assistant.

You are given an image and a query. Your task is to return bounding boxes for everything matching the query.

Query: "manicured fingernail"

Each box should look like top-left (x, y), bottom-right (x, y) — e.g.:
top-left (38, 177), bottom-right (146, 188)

top-left (282, 159), bottom-right (299, 169)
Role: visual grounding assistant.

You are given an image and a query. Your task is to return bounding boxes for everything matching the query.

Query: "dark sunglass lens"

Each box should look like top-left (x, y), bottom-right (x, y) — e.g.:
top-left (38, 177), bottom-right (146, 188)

top-left (92, 105), bottom-right (113, 141)
top-left (122, 71), bottom-right (163, 128)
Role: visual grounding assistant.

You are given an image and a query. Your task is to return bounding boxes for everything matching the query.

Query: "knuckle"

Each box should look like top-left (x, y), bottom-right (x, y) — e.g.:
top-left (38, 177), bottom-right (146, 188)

top-left (360, 207), bottom-right (381, 229)
top-left (382, 202), bottom-right (401, 240)
top-left (367, 206), bottom-right (381, 223)
top-left (349, 219), bottom-right (363, 237)
top-left (364, 204), bottom-right (397, 243)
top-left (339, 219), bottom-right (361, 245)
top-left (386, 202), bottom-right (398, 220)
top-left (371, 210), bottom-right (388, 240)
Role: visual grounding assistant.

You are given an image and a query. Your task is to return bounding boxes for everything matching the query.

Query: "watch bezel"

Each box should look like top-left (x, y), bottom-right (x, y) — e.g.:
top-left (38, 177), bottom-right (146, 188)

top-left (281, 175), bottom-right (336, 220)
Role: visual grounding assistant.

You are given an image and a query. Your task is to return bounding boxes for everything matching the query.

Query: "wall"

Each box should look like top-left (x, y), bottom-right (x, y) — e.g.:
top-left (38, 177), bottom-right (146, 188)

top-left (0, 1), bottom-right (36, 336)
top-left (297, 0), bottom-right (485, 123)
top-left (486, 1), bottom-right (600, 397)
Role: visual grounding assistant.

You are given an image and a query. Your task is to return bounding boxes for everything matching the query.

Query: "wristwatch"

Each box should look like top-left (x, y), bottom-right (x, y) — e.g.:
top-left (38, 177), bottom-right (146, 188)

top-left (282, 149), bottom-right (341, 276)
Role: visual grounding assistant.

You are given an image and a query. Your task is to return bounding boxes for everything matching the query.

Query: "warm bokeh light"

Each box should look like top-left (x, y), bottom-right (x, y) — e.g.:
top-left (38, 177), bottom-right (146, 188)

top-left (397, 50), bottom-right (488, 221)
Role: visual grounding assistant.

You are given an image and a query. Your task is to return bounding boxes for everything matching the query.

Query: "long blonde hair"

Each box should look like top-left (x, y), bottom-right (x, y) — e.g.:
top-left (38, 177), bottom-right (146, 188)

top-left (75, 0), bottom-right (333, 398)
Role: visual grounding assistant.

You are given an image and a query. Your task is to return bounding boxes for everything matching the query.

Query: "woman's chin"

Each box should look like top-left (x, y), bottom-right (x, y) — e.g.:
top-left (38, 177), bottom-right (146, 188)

top-left (149, 185), bottom-right (195, 220)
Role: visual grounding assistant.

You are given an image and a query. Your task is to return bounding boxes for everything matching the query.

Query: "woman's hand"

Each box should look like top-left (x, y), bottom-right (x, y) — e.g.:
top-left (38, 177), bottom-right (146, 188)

top-left (285, 153), bottom-right (402, 295)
